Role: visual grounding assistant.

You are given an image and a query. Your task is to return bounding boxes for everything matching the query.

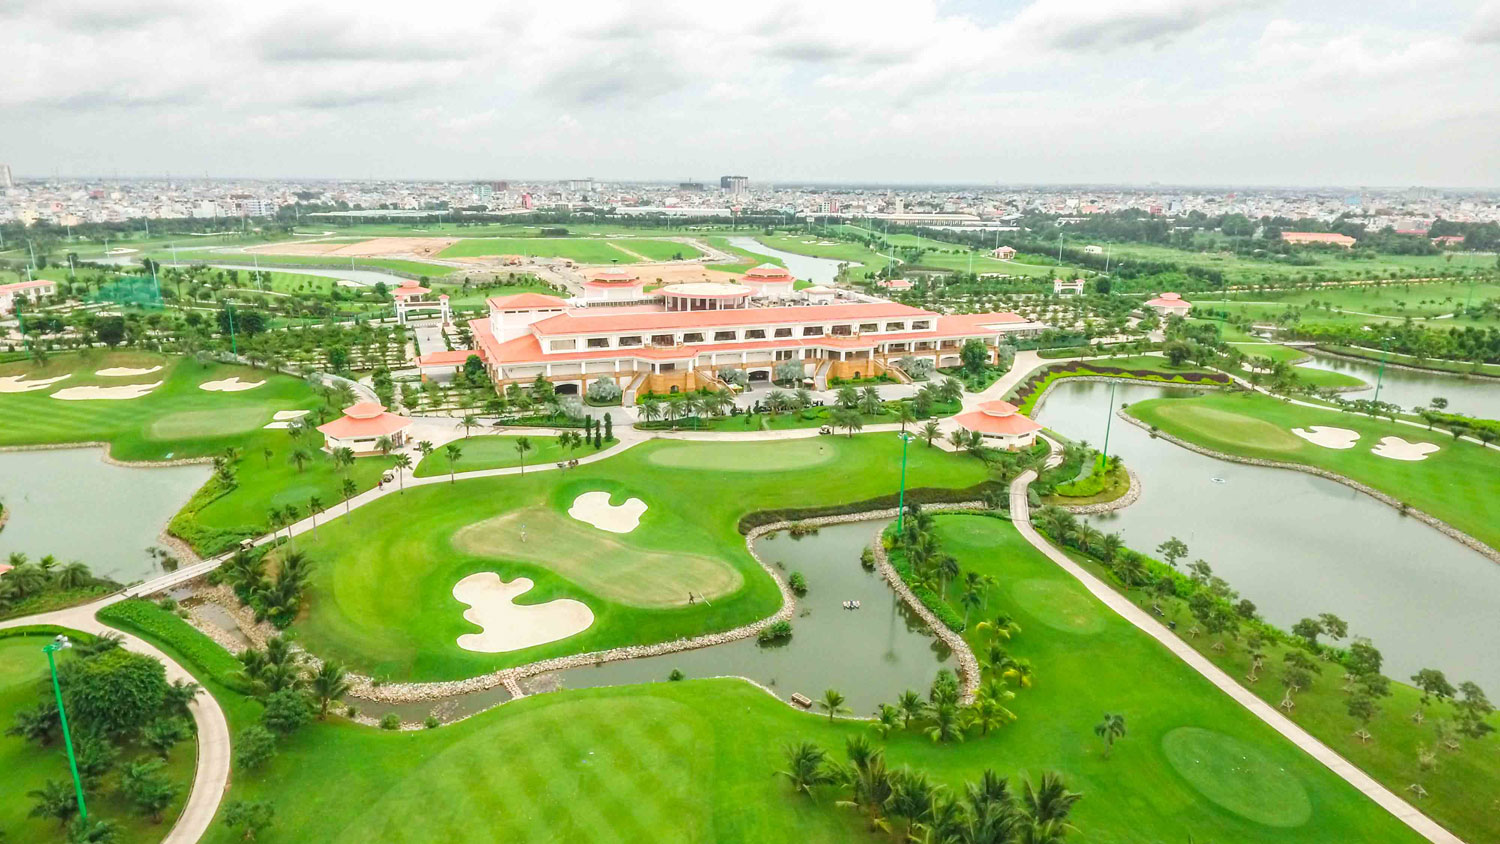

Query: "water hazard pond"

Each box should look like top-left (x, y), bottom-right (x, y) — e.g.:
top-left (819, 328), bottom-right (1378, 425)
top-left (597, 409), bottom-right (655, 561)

top-left (352, 520), bottom-right (953, 723)
top-left (1033, 380), bottom-right (1500, 691)
top-left (0, 448), bottom-right (209, 583)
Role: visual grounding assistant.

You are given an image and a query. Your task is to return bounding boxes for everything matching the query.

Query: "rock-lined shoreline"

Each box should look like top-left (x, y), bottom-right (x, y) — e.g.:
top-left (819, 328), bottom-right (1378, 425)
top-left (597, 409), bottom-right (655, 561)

top-left (171, 504), bottom-right (990, 727)
top-left (1119, 410), bottom-right (1500, 565)
top-left (1055, 468), bottom-right (1142, 515)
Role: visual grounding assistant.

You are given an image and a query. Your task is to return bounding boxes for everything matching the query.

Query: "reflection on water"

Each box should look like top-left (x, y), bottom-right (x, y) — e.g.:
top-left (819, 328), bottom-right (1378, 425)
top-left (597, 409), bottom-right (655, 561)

top-left (1296, 351), bottom-right (1500, 420)
top-left (0, 448), bottom-right (210, 583)
top-left (555, 521), bottom-right (951, 715)
top-left (1035, 380), bottom-right (1500, 691)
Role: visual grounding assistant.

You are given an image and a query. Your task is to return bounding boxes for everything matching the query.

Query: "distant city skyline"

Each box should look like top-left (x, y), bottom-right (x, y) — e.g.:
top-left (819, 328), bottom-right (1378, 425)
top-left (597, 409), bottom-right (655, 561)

top-left (5, 1), bottom-right (1499, 187)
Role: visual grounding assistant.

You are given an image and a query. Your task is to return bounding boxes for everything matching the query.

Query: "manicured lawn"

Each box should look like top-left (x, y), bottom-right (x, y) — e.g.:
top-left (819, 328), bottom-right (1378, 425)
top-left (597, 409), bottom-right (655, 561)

top-left (756, 234), bottom-right (894, 276)
top-left (411, 434), bottom-right (576, 477)
top-left (180, 516), bottom-right (1421, 843)
top-left (618, 239), bottom-right (703, 261)
top-left (0, 632), bottom-right (196, 843)
top-left (1128, 390), bottom-right (1500, 550)
top-left (438, 238), bottom-right (642, 264)
top-left (197, 254), bottom-right (458, 277)
top-left (293, 435), bottom-right (992, 681)
top-left (0, 352), bottom-right (393, 554)
top-left (1231, 343), bottom-right (1310, 363)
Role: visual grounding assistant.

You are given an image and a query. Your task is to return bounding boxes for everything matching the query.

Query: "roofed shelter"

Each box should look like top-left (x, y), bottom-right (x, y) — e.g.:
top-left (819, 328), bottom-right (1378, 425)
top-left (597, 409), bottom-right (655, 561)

top-left (317, 402), bottom-right (413, 455)
top-left (952, 400), bottom-right (1042, 450)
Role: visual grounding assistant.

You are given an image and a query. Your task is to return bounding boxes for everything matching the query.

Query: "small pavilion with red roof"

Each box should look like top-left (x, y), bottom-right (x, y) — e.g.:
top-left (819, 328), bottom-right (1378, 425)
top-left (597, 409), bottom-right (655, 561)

top-left (1144, 292), bottom-right (1192, 317)
top-left (317, 401), bottom-right (413, 455)
top-left (742, 264), bottom-right (796, 298)
top-left (952, 400), bottom-right (1042, 450)
top-left (392, 278), bottom-right (450, 326)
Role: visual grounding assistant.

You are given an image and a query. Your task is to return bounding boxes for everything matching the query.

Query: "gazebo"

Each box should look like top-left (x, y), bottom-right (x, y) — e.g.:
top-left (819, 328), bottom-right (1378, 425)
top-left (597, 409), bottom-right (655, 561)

top-left (952, 400), bottom-right (1042, 451)
top-left (316, 402), bottom-right (413, 455)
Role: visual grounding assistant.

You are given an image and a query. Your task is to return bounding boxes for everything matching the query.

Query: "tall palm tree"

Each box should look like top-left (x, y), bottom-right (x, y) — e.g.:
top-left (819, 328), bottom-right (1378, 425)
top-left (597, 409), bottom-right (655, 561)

top-left (926, 701), bottom-right (964, 743)
top-left (331, 446), bottom-right (355, 475)
top-left (514, 436), bottom-right (533, 475)
top-left (921, 420), bottom-right (941, 446)
top-left (833, 737), bottom-right (893, 830)
top-left (392, 453), bottom-right (412, 493)
top-left (1019, 772), bottom-right (1082, 838)
top-left (831, 407), bottom-right (863, 438)
top-left (1093, 713), bottom-right (1126, 758)
top-left (444, 443), bottom-right (463, 484)
top-left (458, 415), bottom-right (479, 438)
top-left (897, 689), bottom-right (925, 729)
top-left (819, 688), bottom-right (849, 722)
top-left (340, 478), bottom-right (357, 515)
top-left (288, 447), bottom-right (311, 473)
top-left (858, 386), bottom-right (882, 415)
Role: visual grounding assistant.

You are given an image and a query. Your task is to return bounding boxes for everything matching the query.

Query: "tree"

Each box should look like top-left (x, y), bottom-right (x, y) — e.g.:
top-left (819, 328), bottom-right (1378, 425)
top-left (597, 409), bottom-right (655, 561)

top-left (331, 446), bottom-right (355, 475)
top-left (1455, 681), bottom-right (1495, 739)
top-left (897, 689), bottom-right (925, 729)
top-left (927, 701), bottom-right (964, 743)
top-left (959, 338), bottom-right (989, 374)
top-left (835, 385), bottom-right (859, 410)
top-left (1093, 713), bottom-right (1127, 758)
top-left (236, 725), bottom-right (278, 770)
top-left (819, 688), bottom-right (849, 722)
top-left (67, 816), bottom-right (121, 844)
top-left (458, 414), bottom-right (479, 438)
top-left (830, 407), bottom-right (864, 438)
top-left (777, 742), bottom-right (831, 796)
top-left (444, 442), bottom-right (463, 484)
top-left (340, 478), bottom-right (358, 515)
top-left (28, 779), bottom-right (78, 828)
top-left (261, 689), bottom-right (311, 739)
top-left (374, 435), bottom-right (394, 456)
top-left (122, 758), bottom-right (180, 823)
top-left (1347, 692), bottom-right (1379, 742)
top-left (288, 447), bottom-right (311, 473)
top-left (1018, 772), bottom-right (1082, 841)
top-left (920, 420), bottom-right (941, 446)
top-left (306, 496), bottom-right (322, 539)
top-left (310, 660), bottom-right (351, 718)
top-left (1155, 537), bottom-right (1188, 569)
top-left (1410, 668), bottom-right (1456, 724)
top-left (60, 648), bottom-right (168, 737)
top-left (144, 716), bottom-right (190, 759)
top-left (858, 385), bottom-right (882, 415)
top-left (222, 799), bottom-right (276, 841)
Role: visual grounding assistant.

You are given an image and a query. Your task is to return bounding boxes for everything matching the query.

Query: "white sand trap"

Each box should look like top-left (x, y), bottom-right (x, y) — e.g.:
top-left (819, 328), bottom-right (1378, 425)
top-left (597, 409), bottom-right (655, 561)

top-left (272, 409), bottom-right (310, 420)
top-left (1291, 426), bottom-right (1359, 449)
top-left (568, 491), bottom-right (647, 533)
top-left (262, 422), bottom-right (292, 429)
top-left (453, 573), bottom-right (594, 653)
top-left (1372, 436), bottom-right (1440, 461)
top-left (0, 373), bottom-right (71, 393)
top-left (52, 381), bottom-right (162, 401)
top-left (199, 376), bottom-right (265, 392)
top-left (95, 365), bottom-right (163, 377)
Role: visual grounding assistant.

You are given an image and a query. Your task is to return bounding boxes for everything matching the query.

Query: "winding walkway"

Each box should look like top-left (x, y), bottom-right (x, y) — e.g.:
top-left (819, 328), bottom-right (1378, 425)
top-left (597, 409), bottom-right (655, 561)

top-left (1006, 470), bottom-right (1462, 844)
top-left (0, 600), bottom-right (231, 844)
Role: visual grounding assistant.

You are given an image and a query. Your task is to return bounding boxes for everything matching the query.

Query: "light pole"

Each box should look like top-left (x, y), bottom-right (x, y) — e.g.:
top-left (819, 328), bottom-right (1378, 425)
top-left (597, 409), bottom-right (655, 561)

top-left (1099, 380), bottom-right (1117, 471)
top-left (895, 431), bottom-right (915, 533)
top-left (1373, 336), bottom-right (1391, 405)
top-left (43, 636), bottom-right (87, 822)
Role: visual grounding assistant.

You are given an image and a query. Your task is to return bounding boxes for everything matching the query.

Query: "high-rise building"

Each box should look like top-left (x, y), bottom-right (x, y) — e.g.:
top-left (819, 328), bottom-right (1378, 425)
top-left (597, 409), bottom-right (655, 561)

top-left (720, 175), bottom-right (749, 194)
top-left (0, 164), bottom-right (12, 189)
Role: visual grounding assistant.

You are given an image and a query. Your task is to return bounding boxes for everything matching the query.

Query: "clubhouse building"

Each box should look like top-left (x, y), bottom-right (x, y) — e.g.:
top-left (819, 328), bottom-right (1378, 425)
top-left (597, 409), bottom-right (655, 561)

top-left (0, 279), bottom-right (56, 315)
top-left (430, 269), bottom-right (1045, 398)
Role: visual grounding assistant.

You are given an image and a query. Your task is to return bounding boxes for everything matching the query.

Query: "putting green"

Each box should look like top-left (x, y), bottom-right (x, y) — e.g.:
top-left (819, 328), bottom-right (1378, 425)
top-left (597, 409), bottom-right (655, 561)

top-left (646, 438), bottom-right (838, 471)
top-left (146, 406), bottom-right (273, 440)
top-left (1149, 404), bottom-right (1303, 453)
top-left (452, 506), bottom-right (742, 608)
top-left (1010, 578), bottom-right (1105, 634)
top-left (1163, 727), bottom-right (1313, 828)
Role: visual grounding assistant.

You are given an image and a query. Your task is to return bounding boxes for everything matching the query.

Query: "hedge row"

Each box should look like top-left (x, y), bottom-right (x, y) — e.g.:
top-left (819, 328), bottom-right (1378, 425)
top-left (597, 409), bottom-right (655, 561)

top-left (96, 599), bottom-right (253, 694)
top-left (736, 481), bottom-right (1005, 534)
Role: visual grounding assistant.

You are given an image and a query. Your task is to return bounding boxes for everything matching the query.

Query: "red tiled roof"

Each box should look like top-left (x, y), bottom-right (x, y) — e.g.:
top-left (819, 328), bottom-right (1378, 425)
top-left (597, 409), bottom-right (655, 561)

top-left (529, 302), bottom-right (933, 336)
top-left (417, 349), bottom-right (480, 366)
top-left (486, 293), bottom-right (570, 311)
top-left (318, 413), bottom-right (412, 439)
top-left (343, 401), bottom-right (387, 419)
top-left (954, 407), bottom-right (1042, 436)
top-left (0, 280), bottom-right (56, 293)
top-left (1145, 292), bottom-right (1191, 308)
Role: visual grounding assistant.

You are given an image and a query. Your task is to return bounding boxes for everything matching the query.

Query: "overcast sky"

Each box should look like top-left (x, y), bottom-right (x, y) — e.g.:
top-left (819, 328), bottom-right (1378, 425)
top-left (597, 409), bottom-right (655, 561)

top-left (4, 0), bottom-right (1499, 187)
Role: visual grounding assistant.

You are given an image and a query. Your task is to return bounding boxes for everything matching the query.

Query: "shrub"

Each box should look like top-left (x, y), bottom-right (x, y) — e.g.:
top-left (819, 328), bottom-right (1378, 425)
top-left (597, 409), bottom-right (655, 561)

top-left (737, 481), bottom-right (1004, 533)
top-left (788, 572), bottom-right (808, 596)
top-left (262, 689), bottom-right (311, 737)
top-left (585, 375), bottom-right (622, 403)
top-left (379, 714), bottom-right (401, 730)
top-left (668, 669), bottom-right (685, 681)
top-left (96, 600), bottom-right (254, 694)
top-left (237, 725), bottom-right (278, 770)
top-left (757, 620), bottom-right (793, 645)
top-left (424, 716), bottom-right (440, 729)
top-left (859, 547), bottom-right (876, 570)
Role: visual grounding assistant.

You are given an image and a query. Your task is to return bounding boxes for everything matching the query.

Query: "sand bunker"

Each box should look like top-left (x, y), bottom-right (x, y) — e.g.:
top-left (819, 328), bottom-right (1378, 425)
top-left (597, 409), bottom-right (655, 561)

top-left (273, 410), bottom-right (311, 420)
top-left (1291, 426), bottom-right (1359, 449)
top-left (1372, 436), bottom-right (1440, 461)
top-left (52, 381), bottom-right (162, 401)
top-left (0, 373), bottom-right (71, 393)
top-left (199, 377), bottom-right (265, 392)
top-left (452, 572), bottom-right (593, 653)
top-left (95, 365), bottom-right (163, 377)
top-left (568, 491), bottom-right (647, 533)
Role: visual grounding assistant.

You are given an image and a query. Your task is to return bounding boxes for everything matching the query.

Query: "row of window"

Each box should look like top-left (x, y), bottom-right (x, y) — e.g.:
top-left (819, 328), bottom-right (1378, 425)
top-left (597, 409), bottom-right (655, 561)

top-left (547, 320), bottom-right (933, 353)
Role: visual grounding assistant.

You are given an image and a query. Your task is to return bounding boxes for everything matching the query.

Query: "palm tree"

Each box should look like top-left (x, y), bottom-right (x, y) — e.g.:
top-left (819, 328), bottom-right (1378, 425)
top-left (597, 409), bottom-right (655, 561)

top-left (288, 446), bottom-right (311, 473)
top-left (858, 386), bottom-right (882, 415)
top-left (444, 443), bottom-right (463, 484)
top-left (1002, 659), bottom-right (1035, 689)
top-left (871, 703), bottom-right (902, 738)
top-left (416, 440), bottom-right (435, 463)
top-left (895, 403), bottom-right (916, 432)
top-left (777, 742), bottom-right (830, 796)
top-left (55, 561), bottom-right (93, 589)
top-left (819, 688), bottom-right (849, 722)
top-left (28, 779), bottom-right (78, 828)
top-left (921, 420), bottom-right (941, 446)
top-left (307, 496), bottom-right (322, 540)
top-left (830, 407), bottom-right (863, 438)
top-left (1019, 771), bottom-right (1082, 839)
top-left (641, 395), bottom-right (664, 424)
top-left (1093, 713), bottom-right (1127, 758)
top-left (833, 736), bottom-right (893, 830)
top-left (331, 446), bottom-right (355, 475)
top-left (392, 453), bottom-right (412, 493)
top-left (458, 414), bottom-right (479, 438)
top-left (897, 689), bottom-right (925, 729)
top-left (959, 583), bottom-right (983, 629)
top-left (964, 692), bottom-right (1016, 735)
top-left (340, 478), bottom-right (357, 515)
top-left (310, 661), bottom-right (351, 718)
top-left (835, 385), bottom-right (859, 410)
top-left (514, 436), bottom-right (533, 474)
top-left (926, 701), bottom-right (964, 743)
